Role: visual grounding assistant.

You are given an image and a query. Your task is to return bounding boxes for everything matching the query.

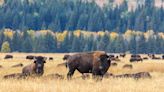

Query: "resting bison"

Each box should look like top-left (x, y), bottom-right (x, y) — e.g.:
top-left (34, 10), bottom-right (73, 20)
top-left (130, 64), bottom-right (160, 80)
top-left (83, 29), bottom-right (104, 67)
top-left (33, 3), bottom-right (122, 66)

top-left (49, 57), bottom-right (53, 61)
top-left (22, 56), bottom-right (47, 76)
top-left (143, 57), bottom-right (148, 60)
top-left (152, 55), bottom-right (161, 60)
top-left (114, 72), bottom-right (151, 79)
top-left (162, 55), bottom-right (164, 59)
top-left (4, 55), bottom-right (13, 59)
top-left (62, 51), bottom-right (111, 80)
top-left (11, 63), bottom-right (23, 68)
top-left (130, 54), bottom-right (142, 62)
top-left (122, 64), bottom-right (133, 69)
top-left (26, 55), bottom-right (35, 60)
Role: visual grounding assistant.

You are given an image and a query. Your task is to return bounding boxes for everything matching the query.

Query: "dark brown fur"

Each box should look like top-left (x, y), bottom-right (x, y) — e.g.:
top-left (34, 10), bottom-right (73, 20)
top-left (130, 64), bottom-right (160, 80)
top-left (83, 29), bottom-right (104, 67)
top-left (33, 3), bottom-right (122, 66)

top-left (162, 55), bottom-right (164, 59)
top-left (64, 51), bottom-right (111, 80)
top-left (130, 54), bottom-right (142, 62)
top-left (143, 57), bottom-right (148, 60)
top-left (114, 72), bottom-right (151, 79)
top-left (4, 55), bottom-right (13, 59)
top-left (49, 57), bottom-right (53, 60)
top-left (26, 55), bottom-right (35, 60)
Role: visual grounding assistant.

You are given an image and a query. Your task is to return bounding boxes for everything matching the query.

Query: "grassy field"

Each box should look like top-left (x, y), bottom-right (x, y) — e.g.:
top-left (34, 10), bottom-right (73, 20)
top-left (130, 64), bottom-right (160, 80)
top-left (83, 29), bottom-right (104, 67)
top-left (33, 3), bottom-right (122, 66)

top-left (0, 53), bottom-right (164, 92)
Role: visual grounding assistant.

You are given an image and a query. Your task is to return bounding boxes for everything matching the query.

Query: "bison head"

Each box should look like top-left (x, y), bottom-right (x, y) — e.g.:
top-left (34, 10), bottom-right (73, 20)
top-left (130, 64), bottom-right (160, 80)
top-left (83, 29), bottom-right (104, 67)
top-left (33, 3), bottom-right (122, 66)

top-left (63, 55), bottom-right (70, 60)
top-left (99, 54), bottom-right (110, 62)
top-left (34, 56), bottom-right (47, 75)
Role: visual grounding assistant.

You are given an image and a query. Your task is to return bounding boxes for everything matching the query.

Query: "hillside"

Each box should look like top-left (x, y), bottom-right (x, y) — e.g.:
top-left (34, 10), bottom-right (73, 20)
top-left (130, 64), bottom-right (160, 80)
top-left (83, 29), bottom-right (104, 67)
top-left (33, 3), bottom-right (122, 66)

top-left (0, 0), bottom-right (163, 33)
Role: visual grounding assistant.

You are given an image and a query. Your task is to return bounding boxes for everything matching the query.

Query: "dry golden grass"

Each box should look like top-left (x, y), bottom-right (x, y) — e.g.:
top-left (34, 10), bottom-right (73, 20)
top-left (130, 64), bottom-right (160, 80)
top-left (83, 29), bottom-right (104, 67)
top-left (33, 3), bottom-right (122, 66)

top-left (0, 53), bottom-right (164, 92)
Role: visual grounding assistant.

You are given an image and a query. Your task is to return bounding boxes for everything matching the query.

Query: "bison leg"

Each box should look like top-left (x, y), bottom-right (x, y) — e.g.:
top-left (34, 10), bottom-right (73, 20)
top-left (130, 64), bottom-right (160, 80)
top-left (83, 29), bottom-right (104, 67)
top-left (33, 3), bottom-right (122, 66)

top-left (92, 71), bottom-right (103, 81)
top-left (67, 69), bottom-right (75, 80)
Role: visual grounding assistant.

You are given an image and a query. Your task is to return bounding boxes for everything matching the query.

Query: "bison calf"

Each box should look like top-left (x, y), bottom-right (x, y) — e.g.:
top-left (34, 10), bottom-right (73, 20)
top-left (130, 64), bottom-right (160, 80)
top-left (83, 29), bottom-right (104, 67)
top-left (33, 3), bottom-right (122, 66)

top-left (49, 57), bottom-right (53, 61)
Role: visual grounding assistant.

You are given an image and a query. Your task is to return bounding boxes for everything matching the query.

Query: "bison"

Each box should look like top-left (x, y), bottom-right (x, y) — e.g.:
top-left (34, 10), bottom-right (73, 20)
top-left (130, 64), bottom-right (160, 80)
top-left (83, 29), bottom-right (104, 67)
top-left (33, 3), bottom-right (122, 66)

top-left (120, 53), bottom-right (126, 58)
top-left (122, 64), bottom-right (133, 69)
top-left (152, 54), bottom-right (161, 60)
top-left (143, 57), bottom-right (148, 60)
top-left (114, 72), bottom-right (151, 79)
top-left (130, 54), bottom-right (142, 62)
top-left (4, 55), bottom-right (13, 59)
top-left (49, 57), bottom-right (53, 61)
top-left (62, 51), bottom-right (111, 80)
top-left (26, 55), bottom-right (35, 60)
top-left (22, 56), bottom-right (47, 76)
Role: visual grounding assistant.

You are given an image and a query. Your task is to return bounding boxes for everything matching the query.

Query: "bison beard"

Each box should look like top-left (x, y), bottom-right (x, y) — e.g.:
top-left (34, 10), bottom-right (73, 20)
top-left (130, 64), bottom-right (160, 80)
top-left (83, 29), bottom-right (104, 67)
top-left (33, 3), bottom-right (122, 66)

top-left (63, 51), bottom-right (111, 80)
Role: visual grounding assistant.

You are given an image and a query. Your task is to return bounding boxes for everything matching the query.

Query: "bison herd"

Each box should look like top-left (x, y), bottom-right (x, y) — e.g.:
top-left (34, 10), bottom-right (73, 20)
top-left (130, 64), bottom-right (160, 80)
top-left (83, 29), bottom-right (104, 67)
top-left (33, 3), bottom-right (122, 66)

top-left (1, 51), bottom-right (164, 81)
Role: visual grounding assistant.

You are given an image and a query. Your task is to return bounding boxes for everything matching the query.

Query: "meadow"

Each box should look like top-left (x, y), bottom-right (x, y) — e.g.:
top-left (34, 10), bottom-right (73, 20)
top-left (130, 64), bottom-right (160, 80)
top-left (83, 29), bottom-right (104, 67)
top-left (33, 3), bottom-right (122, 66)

top-left (0, 53), bottom-right (164, 92)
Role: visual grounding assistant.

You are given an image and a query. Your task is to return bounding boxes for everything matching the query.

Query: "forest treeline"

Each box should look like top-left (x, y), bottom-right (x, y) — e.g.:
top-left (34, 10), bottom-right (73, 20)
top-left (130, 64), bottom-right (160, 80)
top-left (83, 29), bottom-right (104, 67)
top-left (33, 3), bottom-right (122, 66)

top-left (0, 0), bottom-right (164, 32)
top-left (1, 29), bottom-right (164, 54)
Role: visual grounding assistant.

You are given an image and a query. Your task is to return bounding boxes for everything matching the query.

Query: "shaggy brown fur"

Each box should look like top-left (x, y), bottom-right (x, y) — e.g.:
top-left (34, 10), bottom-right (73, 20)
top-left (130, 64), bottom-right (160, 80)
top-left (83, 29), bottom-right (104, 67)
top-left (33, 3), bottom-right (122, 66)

top-left (62, 51), bottom-right (111, 80)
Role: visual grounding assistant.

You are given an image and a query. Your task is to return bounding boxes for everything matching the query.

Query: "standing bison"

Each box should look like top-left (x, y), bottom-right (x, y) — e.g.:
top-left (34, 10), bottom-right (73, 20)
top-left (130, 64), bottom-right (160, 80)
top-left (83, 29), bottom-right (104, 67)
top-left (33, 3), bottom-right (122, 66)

top-left (22, 56), bottom-right (47, 76)
top-left (62, 51), bottom-right (111, 80)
